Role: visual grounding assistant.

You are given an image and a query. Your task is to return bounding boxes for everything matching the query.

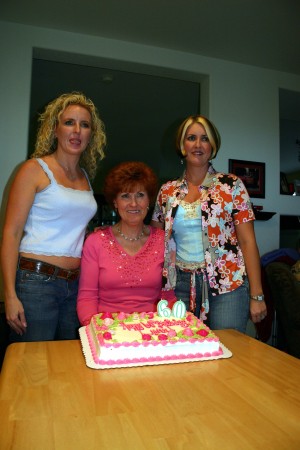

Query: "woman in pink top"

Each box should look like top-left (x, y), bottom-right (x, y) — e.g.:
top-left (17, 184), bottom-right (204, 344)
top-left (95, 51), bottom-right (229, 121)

top-left (77, 161), bottom-right (165, 325)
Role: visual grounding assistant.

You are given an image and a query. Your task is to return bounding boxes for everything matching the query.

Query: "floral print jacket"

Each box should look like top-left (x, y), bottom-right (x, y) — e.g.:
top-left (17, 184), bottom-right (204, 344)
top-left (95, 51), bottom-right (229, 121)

top-left (152, 164), bottom-right (255, 296)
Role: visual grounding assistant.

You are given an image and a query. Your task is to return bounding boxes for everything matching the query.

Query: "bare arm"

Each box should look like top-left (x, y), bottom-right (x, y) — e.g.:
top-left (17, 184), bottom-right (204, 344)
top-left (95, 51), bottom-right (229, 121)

top-left (1, 160), bottom-right (43, 334)
top-left (235, 221), bottom-right (267, 323)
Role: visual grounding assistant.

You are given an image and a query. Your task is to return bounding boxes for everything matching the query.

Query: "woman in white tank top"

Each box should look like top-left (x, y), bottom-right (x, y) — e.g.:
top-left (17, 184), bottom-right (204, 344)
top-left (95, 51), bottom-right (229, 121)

top-left (1, 92), bottom-right (106, 342)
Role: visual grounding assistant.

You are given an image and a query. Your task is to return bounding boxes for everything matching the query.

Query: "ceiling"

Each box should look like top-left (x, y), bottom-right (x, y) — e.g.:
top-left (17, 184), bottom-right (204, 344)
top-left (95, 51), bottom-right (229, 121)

top-left (1, 0), bottom-right (300, 76)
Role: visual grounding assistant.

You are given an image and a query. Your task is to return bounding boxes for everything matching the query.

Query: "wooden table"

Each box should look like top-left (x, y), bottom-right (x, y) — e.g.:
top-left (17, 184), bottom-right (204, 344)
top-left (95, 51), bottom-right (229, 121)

top-left (0, 330), bottom-right (299, 450)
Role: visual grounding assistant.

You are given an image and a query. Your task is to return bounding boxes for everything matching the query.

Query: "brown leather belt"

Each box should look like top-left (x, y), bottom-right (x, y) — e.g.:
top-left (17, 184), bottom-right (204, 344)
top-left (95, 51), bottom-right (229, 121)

top-left (18, 256), bottom-right (80, 281)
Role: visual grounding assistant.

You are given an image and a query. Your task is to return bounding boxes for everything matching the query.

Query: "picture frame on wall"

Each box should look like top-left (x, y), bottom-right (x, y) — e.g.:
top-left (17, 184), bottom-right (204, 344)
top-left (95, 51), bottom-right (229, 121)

top-left (229, 159), bottom-right (265, 198)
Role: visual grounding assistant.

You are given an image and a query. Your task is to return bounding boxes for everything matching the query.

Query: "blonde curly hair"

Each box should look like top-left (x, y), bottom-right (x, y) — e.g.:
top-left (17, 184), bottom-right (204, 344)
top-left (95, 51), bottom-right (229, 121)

top-left (30, 92), bottom-right (106, 180)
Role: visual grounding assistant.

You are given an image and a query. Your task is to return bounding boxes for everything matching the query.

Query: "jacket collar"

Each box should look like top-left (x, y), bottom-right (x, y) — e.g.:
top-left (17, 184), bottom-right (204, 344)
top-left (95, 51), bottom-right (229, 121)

top-left (176, 162), bottom-right (217, 193)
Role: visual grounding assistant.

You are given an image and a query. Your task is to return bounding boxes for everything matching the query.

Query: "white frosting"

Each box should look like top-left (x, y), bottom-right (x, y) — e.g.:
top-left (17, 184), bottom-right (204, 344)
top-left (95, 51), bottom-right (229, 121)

top-left (97, 340), bottom-right (219, 361)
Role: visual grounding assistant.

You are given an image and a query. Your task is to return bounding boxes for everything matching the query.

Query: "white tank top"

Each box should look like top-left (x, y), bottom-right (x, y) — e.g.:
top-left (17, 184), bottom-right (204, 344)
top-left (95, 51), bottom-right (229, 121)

top-left (19, 158), bottom-right (97, 258)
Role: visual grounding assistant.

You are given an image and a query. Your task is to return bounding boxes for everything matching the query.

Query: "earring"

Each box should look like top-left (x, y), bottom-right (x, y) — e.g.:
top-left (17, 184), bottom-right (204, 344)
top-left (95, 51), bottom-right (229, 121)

top-left (181, 159), bottom-right (184, 165)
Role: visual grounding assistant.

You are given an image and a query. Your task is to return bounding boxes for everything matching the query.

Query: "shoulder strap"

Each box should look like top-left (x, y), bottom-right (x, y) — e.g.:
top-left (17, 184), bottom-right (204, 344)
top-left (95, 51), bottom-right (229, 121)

top-left (81, 167), bottom-right (93, 191)
top-left (36, 158), bottom-right (56, 184)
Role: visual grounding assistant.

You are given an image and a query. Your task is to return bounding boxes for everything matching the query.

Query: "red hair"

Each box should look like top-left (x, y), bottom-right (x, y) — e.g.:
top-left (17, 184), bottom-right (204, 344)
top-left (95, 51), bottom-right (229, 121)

top-left (103, 161), bottom-right (158, 207)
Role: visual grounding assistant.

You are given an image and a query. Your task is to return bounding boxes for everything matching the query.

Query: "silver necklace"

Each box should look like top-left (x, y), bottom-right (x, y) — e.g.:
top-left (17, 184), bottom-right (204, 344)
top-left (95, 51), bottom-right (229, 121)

top-left (54, 155), bottom-right (77, 181)
top-left (116, 224), bottom-right (145, 241)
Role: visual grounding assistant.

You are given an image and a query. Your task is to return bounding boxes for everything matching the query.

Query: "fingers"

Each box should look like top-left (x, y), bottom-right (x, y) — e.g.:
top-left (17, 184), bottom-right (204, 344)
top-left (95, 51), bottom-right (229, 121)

top-left (7, 313), bottom-right (27, 335)
top-left (250, 300), bottom-right (267, 323)
top-left (19, 311), bottom-right (27, 328)
top-left (251, 312), bottom-right (267, 323)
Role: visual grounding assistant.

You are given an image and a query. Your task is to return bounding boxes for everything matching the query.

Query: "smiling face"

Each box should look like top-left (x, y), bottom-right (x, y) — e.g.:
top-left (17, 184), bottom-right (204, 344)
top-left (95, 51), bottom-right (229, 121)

top-left (113, 185), bottom-right (149, 227)
top-left (55, 105), bottom-right (92, 156)
top-left (183, 122), bottom-right (213, 168)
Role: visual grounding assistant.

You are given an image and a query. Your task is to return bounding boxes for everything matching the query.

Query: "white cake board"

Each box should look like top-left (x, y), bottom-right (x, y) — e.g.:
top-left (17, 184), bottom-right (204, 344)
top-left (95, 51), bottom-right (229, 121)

top-left (79, 326), bottom-right (232, 370)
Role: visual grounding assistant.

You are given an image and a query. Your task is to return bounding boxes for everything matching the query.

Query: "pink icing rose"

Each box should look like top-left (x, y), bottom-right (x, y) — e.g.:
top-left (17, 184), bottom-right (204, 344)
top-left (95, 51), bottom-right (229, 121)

top-left (168, 330), bottom-right (177, 338)
top-left (103, 318), bottom-right (114, 326)
top-left (147, 312), bottom-right (154, 319)
top-left (142, 334), bottom-right (152, 341)
top-left (102, 332), bottom-right (112, 340)
top-left (182, 328), bottom-right (194, 337)
top-left (158, 334), bottom-right (168, 340)
top-left (103, 331), bottom-right (112, 340)
top-left (197, 329), bottom-right (208, 337)
top-left (117, 312), bottom-right (127, 320)
top-left (101, 312), bottom-right (113, 320)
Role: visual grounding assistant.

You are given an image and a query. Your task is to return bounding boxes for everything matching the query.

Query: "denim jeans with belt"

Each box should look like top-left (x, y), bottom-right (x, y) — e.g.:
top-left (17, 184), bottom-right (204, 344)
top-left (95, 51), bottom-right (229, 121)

top-left (11, 269), bottom-right (80, 343)
top-left (175, 267), bottom-right (250, 333)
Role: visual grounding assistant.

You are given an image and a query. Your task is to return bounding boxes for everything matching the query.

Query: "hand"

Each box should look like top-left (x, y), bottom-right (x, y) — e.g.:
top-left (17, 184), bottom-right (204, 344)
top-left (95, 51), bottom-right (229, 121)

top-left (250, 299), bottom-right (267, 323)
top-left (6, 297), bottom-right (27, 335)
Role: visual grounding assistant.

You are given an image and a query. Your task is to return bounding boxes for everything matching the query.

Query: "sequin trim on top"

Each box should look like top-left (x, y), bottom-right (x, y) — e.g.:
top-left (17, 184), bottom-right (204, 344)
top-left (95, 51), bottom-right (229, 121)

top-left (100, 227), bottom-right (164, 288)
top-left (179, 198), bottom-right (201, 219)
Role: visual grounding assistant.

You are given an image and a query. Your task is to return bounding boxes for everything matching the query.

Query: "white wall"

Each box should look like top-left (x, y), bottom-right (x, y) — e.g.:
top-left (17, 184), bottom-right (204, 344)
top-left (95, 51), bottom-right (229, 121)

top-left (1, 20), bottom-right (300, 261)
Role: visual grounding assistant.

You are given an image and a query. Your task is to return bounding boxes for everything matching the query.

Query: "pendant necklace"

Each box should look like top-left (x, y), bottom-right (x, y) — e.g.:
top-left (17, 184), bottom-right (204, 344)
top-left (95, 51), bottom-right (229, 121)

top-left (116, 224), bottom-right (145, 241)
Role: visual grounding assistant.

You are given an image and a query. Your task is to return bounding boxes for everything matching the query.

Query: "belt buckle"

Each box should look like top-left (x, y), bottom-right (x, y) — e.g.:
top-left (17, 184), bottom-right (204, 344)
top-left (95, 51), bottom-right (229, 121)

top-left (36, 261), bottom-right (43, 274)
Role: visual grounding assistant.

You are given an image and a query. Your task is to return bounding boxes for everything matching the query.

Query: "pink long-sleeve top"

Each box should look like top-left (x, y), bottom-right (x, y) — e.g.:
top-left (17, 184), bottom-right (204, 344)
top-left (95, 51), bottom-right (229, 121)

top-left (77, 226), bottom-right (165, 325)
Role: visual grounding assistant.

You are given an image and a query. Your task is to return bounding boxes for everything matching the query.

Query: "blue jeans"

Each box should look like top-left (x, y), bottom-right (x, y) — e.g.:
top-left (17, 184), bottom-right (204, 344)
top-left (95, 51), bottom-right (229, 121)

top-left (175, 267), bottom-right (204, 318)
top-left (175, 267), bottom-right (250, 333)
top-left (10, 269), bottom-right (80, 343)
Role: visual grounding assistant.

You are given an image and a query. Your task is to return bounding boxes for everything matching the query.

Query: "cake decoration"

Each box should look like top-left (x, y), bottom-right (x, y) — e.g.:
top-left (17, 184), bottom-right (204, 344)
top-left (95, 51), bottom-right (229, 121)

top-left (79, 304), bottom-right (232, 369)
top-left (157, 299), bottom-right (187, 318)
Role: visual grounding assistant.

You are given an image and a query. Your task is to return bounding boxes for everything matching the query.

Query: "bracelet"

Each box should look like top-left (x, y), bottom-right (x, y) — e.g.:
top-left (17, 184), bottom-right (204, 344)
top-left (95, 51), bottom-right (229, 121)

top-left (250, 294), bottom-right (264, 301)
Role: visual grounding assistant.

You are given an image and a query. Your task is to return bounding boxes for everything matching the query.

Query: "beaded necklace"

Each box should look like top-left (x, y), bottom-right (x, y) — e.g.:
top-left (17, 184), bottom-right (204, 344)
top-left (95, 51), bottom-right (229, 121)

top-left (116, 224), bottom-right (145, 242)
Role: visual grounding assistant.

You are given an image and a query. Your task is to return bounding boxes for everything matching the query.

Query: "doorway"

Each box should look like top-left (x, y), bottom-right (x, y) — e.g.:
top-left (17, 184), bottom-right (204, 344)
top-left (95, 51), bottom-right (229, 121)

top-left (29, 54), bottom-right (203, 193)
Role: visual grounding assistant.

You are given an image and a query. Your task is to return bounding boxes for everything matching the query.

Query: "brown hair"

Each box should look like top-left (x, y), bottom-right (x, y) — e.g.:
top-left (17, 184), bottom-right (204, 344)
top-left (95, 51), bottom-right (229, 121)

top-left (175, 115), bottom-right (221, 160)
top-left (31, 92), bottom-right (106, 180)
top-left (103, 161), bottom-right (158, 207)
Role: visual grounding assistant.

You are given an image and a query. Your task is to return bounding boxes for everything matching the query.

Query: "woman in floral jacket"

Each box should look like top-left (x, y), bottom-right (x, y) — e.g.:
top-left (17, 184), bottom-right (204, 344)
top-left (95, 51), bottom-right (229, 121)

top-left (151, 115), bottom-right (266, 332)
